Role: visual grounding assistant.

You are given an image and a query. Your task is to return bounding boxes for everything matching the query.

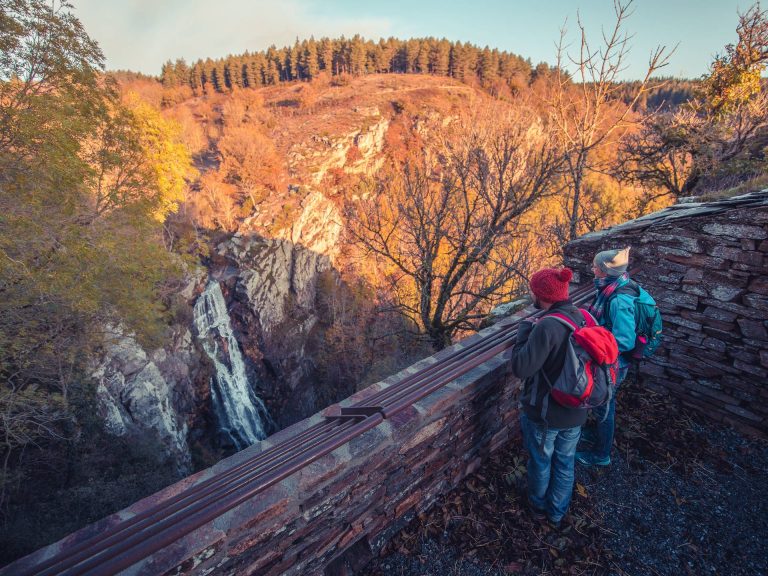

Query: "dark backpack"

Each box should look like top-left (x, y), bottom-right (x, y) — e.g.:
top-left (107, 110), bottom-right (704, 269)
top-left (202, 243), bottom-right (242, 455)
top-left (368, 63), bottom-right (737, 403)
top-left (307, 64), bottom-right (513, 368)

top-left (536, 309), bottom-right (620, 418)
top-left (607, 280), bottom-right (663, 359)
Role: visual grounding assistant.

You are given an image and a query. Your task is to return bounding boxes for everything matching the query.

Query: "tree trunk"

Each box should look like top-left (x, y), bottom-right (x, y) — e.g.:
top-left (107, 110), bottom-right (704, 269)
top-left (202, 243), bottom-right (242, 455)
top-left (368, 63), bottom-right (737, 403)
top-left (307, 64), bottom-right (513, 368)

top-left (569, 164), bottom-right (583, 241)
top-left (428, 326), bottom-right (452, 352)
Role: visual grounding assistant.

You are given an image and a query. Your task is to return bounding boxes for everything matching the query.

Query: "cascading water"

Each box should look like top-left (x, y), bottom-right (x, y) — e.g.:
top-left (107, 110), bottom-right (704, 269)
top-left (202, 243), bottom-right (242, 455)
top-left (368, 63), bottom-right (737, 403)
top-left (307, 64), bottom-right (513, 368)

top-left (193, 281), bottom-right (273, 450)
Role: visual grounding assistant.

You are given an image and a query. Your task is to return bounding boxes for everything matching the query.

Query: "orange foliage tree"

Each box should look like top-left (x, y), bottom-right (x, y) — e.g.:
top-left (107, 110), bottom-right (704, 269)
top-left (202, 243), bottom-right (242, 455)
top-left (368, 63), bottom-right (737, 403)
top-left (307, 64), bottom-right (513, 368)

top-left (348, 104), bottom-right (564, 350)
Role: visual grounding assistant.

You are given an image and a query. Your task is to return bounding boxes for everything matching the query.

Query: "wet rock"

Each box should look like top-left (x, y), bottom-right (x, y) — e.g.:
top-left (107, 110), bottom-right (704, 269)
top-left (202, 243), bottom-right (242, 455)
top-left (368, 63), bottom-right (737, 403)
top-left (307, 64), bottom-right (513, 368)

top-left (93, 325), bottom-right (201, 473)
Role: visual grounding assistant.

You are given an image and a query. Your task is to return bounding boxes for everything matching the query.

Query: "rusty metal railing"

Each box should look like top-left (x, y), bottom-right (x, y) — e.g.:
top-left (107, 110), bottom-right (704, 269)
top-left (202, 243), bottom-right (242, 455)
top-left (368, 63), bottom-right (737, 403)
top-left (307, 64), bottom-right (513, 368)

top-left (17, 281), bottom-right (599, 576)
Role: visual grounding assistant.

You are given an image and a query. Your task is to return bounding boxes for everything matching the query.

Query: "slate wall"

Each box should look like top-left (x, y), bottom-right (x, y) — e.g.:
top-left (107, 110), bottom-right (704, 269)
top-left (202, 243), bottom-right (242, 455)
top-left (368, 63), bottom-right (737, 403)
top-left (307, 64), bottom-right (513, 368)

top-left (3, 311), bottom-right (530, 576)
top-left (564, 191), bottom-right (768, 437)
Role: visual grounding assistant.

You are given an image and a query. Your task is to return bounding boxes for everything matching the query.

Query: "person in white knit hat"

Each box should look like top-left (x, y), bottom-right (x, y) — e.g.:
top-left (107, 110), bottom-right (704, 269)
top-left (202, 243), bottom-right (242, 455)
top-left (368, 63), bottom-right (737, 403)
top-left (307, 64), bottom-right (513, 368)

top-left (576, 247), bottom-right (636, 467)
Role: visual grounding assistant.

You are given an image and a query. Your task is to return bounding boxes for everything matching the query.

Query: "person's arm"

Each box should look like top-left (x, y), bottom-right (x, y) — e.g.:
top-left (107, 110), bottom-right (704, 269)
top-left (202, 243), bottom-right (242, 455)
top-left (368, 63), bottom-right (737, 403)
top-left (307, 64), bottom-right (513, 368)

top-left (609, 294), bottom-right (636, 354)
top-left (509, 319), bottom-right (555, 379)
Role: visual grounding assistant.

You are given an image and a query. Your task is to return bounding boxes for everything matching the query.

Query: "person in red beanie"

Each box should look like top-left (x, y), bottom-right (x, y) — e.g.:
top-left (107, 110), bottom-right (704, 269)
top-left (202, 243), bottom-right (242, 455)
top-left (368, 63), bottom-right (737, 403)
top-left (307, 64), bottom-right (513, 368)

top-left (508, 267), bottom-right (586, 528)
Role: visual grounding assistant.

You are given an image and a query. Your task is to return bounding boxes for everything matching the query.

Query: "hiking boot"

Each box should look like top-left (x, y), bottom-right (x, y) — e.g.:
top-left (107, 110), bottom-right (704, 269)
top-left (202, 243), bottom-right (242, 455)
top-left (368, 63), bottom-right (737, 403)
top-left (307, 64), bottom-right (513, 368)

top-left (526, 499), bottom-right (547, 521)
top-left (575, 451), bottom-right (611, 467)
top-left (546, 516), bottom-right (562, 529)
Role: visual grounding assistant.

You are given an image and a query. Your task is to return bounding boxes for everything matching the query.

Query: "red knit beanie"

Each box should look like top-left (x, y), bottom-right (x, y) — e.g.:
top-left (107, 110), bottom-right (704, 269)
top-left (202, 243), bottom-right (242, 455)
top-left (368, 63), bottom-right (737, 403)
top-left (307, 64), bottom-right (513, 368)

top-left (529, 267), bottom-right (573, 302)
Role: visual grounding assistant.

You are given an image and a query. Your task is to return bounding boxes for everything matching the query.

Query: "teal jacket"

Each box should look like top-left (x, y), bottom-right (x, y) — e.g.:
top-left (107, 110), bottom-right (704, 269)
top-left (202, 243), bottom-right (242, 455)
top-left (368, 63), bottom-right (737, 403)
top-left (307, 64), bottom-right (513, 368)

top-left (602, 290), bottom-right (637, 369)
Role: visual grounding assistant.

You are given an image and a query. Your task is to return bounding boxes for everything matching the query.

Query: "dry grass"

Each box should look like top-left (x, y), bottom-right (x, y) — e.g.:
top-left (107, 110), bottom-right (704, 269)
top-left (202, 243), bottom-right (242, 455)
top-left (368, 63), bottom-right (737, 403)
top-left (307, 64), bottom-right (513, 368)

top-left (694, 172), bottom-right (768, 202)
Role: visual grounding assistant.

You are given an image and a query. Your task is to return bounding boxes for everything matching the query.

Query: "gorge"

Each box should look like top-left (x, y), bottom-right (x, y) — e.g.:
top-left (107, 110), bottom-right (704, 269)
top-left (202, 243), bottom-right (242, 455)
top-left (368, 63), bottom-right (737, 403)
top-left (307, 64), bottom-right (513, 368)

top-left (3, 1), bottom-right (768, 567)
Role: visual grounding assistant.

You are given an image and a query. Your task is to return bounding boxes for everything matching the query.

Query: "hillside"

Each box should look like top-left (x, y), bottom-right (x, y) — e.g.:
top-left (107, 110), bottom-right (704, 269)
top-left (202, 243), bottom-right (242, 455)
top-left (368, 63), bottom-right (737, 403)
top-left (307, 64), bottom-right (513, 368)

top-left (4, 0), bottom-right (768, 569)
top-left (137, 74), bottom-right (491, 238)
top-left (120, 73), bottom-right (654, 253)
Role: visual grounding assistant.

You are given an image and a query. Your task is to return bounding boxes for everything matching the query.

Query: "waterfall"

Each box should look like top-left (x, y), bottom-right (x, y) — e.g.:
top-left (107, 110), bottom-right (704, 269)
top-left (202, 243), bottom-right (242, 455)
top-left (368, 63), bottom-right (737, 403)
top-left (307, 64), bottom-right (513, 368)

top-left (193, 281), bottom-right (273, 450)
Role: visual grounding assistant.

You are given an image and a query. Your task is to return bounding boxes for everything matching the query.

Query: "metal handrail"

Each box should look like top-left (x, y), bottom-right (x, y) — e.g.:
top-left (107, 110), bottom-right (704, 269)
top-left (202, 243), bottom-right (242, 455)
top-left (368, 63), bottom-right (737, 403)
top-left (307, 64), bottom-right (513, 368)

top-left (18, 280), bottom-right (599, 576)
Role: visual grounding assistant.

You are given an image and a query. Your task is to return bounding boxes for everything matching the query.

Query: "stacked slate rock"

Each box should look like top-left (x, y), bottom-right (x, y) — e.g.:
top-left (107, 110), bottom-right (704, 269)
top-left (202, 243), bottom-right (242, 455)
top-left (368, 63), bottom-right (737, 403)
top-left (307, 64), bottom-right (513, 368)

top-left (564, 190), bottom-right (768, 437)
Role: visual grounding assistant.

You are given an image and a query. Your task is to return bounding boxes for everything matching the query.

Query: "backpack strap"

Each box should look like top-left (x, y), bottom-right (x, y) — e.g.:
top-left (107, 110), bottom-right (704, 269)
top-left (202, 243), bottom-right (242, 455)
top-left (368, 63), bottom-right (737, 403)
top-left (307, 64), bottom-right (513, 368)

top-left (546, 309), bottom-right (595, 330)
top-left (545, 312), bottom-right (578, 330)
top-left (604, 281), bottom-right (640, 328)
top-left (579, 308), bottom-right (598, 327)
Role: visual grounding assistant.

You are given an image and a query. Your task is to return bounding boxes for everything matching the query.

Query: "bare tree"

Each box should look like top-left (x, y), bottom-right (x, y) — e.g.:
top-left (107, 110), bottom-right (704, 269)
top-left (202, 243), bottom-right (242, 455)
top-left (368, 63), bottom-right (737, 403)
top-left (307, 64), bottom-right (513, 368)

top-left (618, 93), bottom-right (768, 199)
top-left (550, 0), bottom-right (671, 240)
top-left (347, 104), bottom-right (563, 350)
top-left (616, 109), bottom-right (698, 199)
top-left (618, 3), bottom-right (768, 199)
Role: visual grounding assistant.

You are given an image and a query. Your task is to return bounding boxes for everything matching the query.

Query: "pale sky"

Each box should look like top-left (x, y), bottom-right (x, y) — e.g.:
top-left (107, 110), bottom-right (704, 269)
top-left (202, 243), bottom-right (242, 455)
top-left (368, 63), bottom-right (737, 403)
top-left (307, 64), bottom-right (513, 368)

top-left (72, 0), bottom-right (753, 80)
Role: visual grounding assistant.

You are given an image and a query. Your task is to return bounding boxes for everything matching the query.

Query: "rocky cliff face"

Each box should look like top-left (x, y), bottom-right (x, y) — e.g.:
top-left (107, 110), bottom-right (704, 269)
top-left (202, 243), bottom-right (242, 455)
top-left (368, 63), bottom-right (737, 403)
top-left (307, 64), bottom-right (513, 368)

top-left (232, 190), bottom-right (342, 330)
top-left (287, 109), bottom-right (389, 185)
top-left (91, 76), bottom-right (476, 460)
top-left (93, 324), bottom-right (204, 473)
top-left (212, 190), bottom-right (349, 427)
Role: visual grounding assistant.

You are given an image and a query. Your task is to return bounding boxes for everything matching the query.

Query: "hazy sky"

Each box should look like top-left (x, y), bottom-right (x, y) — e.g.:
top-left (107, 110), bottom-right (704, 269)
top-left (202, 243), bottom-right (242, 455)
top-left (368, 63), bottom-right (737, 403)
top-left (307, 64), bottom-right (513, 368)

top-left (73, 0), bottom-right (752, 80)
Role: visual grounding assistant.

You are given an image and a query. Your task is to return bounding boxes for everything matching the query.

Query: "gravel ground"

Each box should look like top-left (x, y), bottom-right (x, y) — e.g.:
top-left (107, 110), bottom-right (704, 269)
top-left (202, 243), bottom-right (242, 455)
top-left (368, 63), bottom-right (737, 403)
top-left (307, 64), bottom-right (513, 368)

top-left (363, 382), bottom-right (768, 576)
top-left (370, 539), bottom-right (507, 576)
top-left (582, 421), bottom-right (768, 576)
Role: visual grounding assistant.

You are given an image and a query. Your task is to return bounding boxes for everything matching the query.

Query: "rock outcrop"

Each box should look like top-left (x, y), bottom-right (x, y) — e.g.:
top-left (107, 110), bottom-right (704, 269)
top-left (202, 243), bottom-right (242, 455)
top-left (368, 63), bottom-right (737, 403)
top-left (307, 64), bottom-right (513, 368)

top-left (287, 108), bottom-right (388, 185)
top-left (211, 190), bottom-right (351, 427)
top-left (93, 324), bottom-right (204, 473)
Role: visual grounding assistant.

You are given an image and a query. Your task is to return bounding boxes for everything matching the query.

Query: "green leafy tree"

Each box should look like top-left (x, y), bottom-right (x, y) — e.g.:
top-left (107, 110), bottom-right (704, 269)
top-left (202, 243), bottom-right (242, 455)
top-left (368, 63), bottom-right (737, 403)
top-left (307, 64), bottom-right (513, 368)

top-left (0, 0), bottom-right (194, 505)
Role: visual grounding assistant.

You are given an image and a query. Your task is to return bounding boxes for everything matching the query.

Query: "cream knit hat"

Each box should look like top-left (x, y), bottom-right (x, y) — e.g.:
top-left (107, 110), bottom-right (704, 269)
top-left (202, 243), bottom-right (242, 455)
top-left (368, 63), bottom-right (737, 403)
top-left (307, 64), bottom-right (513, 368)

top-left (594, 247), bottom-right (631, 277)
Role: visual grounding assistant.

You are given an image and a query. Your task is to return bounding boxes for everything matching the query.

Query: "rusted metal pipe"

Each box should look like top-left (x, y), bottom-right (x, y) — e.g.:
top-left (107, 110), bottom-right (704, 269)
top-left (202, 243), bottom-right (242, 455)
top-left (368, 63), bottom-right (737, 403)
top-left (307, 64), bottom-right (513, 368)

top-left (19, 277), bottom-right (604, 576)
top-left (27, 418), bottom-right (340, 575)
top-left (76, 415), bottom-right (384, 576)
top-left (32, 417), bottom-right (372, 576)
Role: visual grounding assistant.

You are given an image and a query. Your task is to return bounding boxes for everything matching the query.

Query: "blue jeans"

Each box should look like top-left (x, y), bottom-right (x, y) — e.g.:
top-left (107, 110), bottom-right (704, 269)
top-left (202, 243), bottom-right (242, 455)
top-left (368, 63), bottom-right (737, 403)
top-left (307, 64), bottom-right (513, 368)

top-left (520, 413), bottom-right (581, 522)
top-left (591, 365), bottom-right (630, 459)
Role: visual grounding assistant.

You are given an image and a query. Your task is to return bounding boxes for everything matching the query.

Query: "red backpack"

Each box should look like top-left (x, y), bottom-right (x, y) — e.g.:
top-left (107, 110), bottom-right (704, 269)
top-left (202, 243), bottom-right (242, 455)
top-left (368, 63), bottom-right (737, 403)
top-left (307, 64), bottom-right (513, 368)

top-left (541, 309), bottom-right (620, 413)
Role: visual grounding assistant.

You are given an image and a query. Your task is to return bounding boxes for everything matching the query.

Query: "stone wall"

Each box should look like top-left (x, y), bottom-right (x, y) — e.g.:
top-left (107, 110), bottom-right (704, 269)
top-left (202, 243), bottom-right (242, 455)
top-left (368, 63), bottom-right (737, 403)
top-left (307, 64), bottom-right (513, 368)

top-left (3, 311), bottom-right (528, 576)
top-left (564, 190), bottom-right (768, 437)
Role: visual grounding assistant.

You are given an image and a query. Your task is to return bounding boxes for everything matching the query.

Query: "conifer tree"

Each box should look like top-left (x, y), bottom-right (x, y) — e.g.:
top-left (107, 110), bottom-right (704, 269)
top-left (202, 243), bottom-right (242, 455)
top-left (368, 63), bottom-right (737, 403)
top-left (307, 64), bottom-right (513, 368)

top-left (211, 63), bottom-right (224, 92)
top-left (160, 60), bottom-right (177, 87)
top-left (266, 58), bottom-right (280, 85)
top-left (370, 43), bottom-right (387, 73)
top-left (318, 37), bottom-right (334, 72)
top-left (405, 39), bottom-right (420, 73)
top-left (381, 37), bottom-right (398, 72)
top-left (252, 53), bottom-right (266, 86)
top-left (173, 58), bottom-right (189, 85)
top-left (189, 62), bottom-right (202, 93)
top-left (201, 59), bottom-right (214, 93)
top-left (304, 39), bottom-right (320, 80)
top-left (288, 40), bottom-right (301, 80)
top-left (416, 40), bottom-right (431, 73)
top-left (223, 60), bottom-right (233, 90)
top-left (431, 39), bottom-right (451, 76)
top-left (478, 47), bottom-right (495, 86)
top-left (350, 35), bottom-right (367, 75)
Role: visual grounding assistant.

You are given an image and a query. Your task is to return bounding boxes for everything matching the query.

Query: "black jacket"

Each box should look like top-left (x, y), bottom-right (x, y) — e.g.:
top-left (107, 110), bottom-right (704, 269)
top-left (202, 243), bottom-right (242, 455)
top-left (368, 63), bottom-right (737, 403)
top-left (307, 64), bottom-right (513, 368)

top-left (509, 300), bottom-right (589, 429)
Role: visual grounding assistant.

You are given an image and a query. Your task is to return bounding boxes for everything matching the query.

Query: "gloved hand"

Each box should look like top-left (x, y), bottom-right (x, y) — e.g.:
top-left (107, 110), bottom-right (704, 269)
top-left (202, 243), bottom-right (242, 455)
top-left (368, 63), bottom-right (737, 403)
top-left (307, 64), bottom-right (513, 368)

top-left (516, 320), bottom-right (534, 343)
